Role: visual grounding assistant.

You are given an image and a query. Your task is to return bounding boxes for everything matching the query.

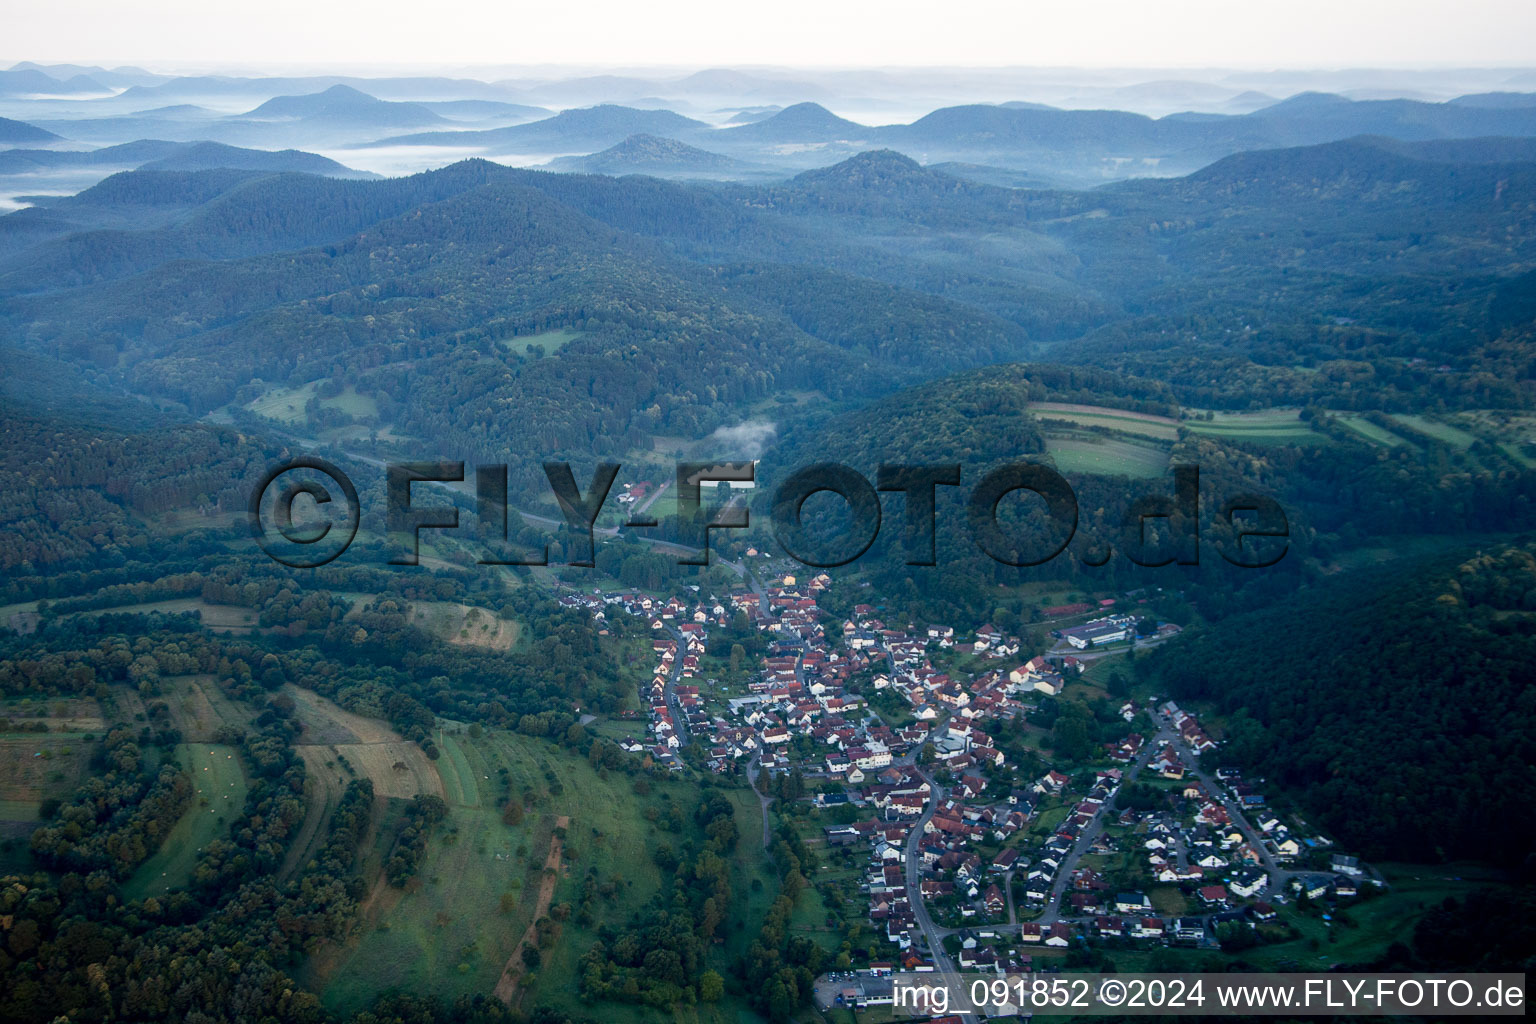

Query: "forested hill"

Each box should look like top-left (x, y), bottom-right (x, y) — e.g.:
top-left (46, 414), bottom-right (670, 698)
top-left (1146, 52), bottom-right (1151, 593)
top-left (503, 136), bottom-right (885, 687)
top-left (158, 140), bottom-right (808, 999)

top-left (0, 158), bottom-right (1063, 493)
top-left (0, 115), bottom-right (59, 143)
top-left (1147, 543), bottom-right (1536, 867)
top-left (1, 137), bottom-right (1533, 499)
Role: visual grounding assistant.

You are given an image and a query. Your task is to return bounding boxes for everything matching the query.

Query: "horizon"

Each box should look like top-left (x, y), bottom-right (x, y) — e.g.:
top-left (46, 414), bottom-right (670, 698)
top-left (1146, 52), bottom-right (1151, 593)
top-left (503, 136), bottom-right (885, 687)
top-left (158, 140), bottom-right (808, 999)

top-left (6, 0), bottom-right (1536, 69)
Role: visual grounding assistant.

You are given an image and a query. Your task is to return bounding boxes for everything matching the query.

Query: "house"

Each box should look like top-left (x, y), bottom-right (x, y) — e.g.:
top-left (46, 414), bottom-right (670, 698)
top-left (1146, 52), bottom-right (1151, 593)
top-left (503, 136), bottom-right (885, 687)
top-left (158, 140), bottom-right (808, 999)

top-left (824, 827), bottom-right (861, 847)
top-left (1114, 892), bottom-right (1151, 914)
top-left (1173, 917), bottom-right (1206, 942)
top-left (1294, 875), bottom-right (1333, 901)
top-left (1037, 770), bottom-right (1070, 794)
top-left (1198, 884), bottom-right (1228, 905)
top-left (1044, 924), bottom-right (1073, 947)
top-left (1230, 868), bottom-right (1268, 899)
top-left (1331, 854), bottom-right (1363, 877)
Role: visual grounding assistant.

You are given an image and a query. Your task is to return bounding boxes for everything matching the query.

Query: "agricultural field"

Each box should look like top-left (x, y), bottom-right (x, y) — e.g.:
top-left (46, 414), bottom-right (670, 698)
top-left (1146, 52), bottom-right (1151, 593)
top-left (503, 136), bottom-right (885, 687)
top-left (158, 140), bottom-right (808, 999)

top-left (283, 686), bottom-right (443, 800)
top-left (244, 380), bottom-right (379, 425)
top-left (7, 596), bottom-right (256, 634)
top-left (1449, 410), bottom-right (1536, 467)
top-left (0, 701), bottom-right (101, 866)
top-left (1336, 415), bottom-right (1412, 447)
top-left (1182, 408), bottom-right (1316, 443)
top-left (0, 695), bottom-right (104, 734)
top-left (498, 328), bottom-right (584, 358)
top-left (123, 742), bottom-right (248, 899)
top-left (1045, 434), bottom-right (1171, 478)
top-left (1031, 402), bottom-right (1181, 441)
top-left (1389, 414), bottom-right (1478, 449)
top-left (58, 597), bottom-right (258, 634)
top-left (161, 674), bottom-right (254, 742)
top-left (409, 601), bottom-right (523, 651)
top-left (278, 685), bottom-right (445, 886)
top-left (0, 733), bottom-right (93, 864)
top-left (310, 722), bottom-right (763, 1022)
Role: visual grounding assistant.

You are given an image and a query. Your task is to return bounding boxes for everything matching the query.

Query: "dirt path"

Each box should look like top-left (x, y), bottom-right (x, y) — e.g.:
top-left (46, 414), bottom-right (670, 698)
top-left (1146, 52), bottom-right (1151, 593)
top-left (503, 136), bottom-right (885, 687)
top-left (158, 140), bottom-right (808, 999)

top-left (277, 748), bottom-right (347, 882)
top-left (748, 758), bottom-right (774, 849)
top-left (278, 687), bottom-right (444, 879)
top-left (493, 814), bottom-right (569, 1005)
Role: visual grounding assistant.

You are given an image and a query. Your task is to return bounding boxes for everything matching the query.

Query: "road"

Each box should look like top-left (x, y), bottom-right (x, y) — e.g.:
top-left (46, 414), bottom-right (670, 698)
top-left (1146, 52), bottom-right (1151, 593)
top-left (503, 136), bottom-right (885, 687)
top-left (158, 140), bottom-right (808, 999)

top-left (897, 712), bottom-right (1370, 951)
top-left (1159, 721), bottom-right (1372, 890)
top-left (901, 762), bottom-right (979, 1024)
top-left (660, 622), bottom-right (692, 748)
top-left (629, 480), bottom-right (668, 519)
top-left (1035, 721), bottom-right (1172, 923)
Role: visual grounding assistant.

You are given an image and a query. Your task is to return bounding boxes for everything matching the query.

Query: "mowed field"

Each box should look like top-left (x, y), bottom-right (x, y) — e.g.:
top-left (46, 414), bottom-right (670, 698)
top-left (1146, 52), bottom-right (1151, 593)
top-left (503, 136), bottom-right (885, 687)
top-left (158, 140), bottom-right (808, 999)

top-left (498, 328), bottom-right (583, 358)
top-left (1182, 408), bottom-right (1316, 443)
top-left (0, 713), bottom-right (100, 871)
top-left (162, 674), bottom-right (253, 742)
top-left (1045, 434), bottom-right (1171, 478)
top-left (1031, 402), bottom-right (1181, 441)
top-left (244, 380), bottom-right (379, 425)
top-left (1390, 414), bottom-right (1478, 448)
top-left (313, 723), bottom-right (763, 1024)
top-left (123, 742), bottom-right (248, 899)
top-left (1336, 414), bottom-right (1412, 447)
top-left (0, 695), bottom-right (105, 733)
top-left (279, 686), bottom-right (444, 884)
top-left (410, 601), bottom-right (523, 651)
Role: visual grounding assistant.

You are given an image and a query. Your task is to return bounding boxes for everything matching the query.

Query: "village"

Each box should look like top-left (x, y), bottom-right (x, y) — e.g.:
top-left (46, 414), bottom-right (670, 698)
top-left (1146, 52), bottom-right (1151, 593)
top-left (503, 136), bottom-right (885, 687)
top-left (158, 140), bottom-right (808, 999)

top-left (553, 556), bottom-right (1380, 1018)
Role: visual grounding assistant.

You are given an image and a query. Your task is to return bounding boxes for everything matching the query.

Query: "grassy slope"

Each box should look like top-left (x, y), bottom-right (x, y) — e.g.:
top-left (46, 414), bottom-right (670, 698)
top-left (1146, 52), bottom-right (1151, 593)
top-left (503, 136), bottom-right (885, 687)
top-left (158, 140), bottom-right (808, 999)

top-left (122, 742), bottom-right (248, 899)
top-left (314, 724), bottom-right (771, 1022)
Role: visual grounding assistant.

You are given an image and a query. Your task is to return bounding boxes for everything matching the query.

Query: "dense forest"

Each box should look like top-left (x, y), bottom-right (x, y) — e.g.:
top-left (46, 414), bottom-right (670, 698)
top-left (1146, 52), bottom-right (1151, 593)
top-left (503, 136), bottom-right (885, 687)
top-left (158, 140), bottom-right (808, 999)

top-left (1145, 543), bottom-right (1536, 867)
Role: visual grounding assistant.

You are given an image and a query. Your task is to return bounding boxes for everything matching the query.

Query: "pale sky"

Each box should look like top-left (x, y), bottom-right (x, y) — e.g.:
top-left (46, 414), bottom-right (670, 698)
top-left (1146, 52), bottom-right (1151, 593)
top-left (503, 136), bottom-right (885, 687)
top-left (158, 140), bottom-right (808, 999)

top-left (5, 0), bottom-right (1536, 70)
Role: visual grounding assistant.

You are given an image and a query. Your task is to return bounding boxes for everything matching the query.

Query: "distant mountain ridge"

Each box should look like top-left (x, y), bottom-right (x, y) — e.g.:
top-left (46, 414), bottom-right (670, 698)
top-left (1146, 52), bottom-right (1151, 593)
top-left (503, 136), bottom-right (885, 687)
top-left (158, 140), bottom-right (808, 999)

top-left (363, 91), bottom-right (1536, 185)
top-left (547, 134), bottom-right (764, 179)
top-left (718, 102), bottom-right (868, 142)
top-left (0, 67), bottom-right (106, 96)
top-left (382, 104), bottom-right (712, 151)
top-left (0, 116), bottom-right (62, 143)
top-left (240, 85), bottom-right (447, 128)
top-left (0, 139), bottom-right (369, 177)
